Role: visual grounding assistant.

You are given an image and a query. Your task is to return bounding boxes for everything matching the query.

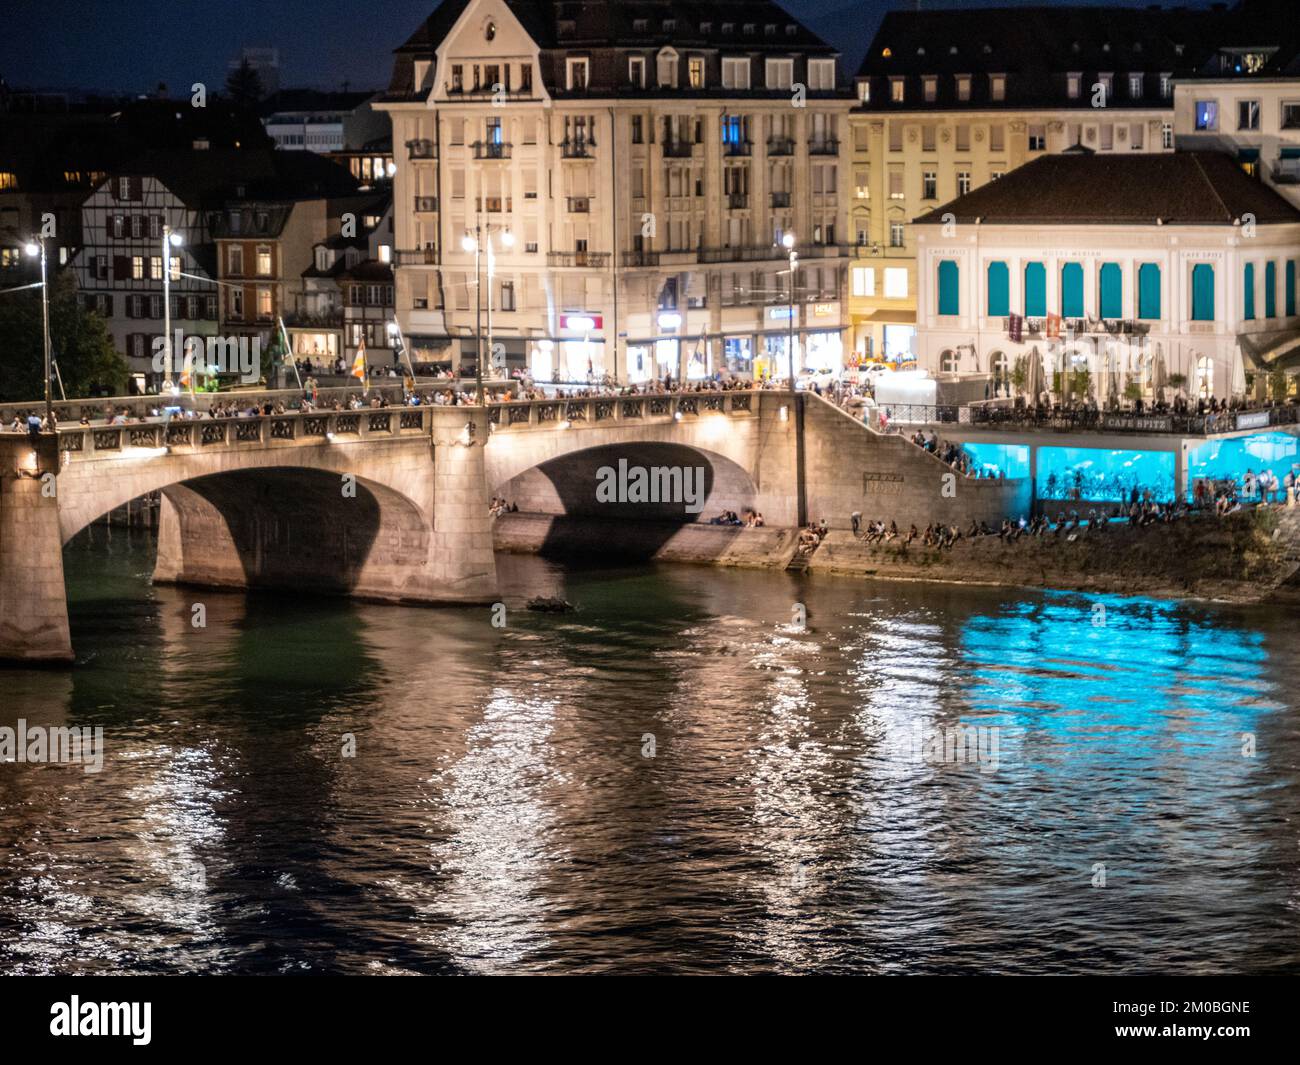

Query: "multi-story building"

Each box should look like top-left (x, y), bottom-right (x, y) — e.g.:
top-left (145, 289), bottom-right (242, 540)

top-left (377, 0), bottom-right (852, 383)
top-left (847, 5), bottom-right (1231, 368)
top-left (1172, 1), bottom-right (1300, 208)
top-left (262, 90), bottom-right (390, 154)
top-left (910, 152), bottom-right (1300, 400)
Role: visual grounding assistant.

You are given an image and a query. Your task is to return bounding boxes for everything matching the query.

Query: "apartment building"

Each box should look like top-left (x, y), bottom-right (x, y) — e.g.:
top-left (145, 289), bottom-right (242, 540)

top-left (376, 0), bottom-right (852, 383)
top-left (847, 5), bottom-right (1231, 367)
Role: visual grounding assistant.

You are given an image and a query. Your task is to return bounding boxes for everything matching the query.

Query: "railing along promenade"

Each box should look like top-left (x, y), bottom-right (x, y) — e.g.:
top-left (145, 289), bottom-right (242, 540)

top-left (876, 401), bottom-right (1300, 437)
top-left (1, 389), bottom-right (765, 456)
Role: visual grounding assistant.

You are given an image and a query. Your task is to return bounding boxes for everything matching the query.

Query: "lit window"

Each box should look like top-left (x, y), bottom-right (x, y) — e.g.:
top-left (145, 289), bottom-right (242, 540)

top-left (884, 267), bottom-right (908, 297)
top-left (1194, 100), bottom-right (1218, 131)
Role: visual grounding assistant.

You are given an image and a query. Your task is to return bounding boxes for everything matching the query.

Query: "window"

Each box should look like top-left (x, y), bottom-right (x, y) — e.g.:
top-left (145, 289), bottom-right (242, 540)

top-left (851, 267), bottom-right (875, 297)
top-left (150, 255), bottom-right (162, 280)
top-left (1061, 262), bottom-right (1084, 318)
top-left (957, 170), bottom-right (971, 196)
top-left (131, 255), bottom-right (144, 280)
top-left (987, 261), bottom-right (1009, 317)
top-left (888, 170), bottom-right (904, 199)
top-left (1099, 262), bottom-right (1122, 319)
top-left (990, 170), bottom-right (1004, 181)
top-left (890, 78), bottom-right (904, 103)
top-left (450, 64), bottom-right (463, 92)
top-left (937, 260), bottom-right (959, 315)
top-left (857, 80), bottom-right (871, 103)
top-left (628, 56), bottom-right (645, 88)
top-left (1024, 262), bottom-right (1046, 317)
top-left (228, 246), bottom-right (243, 275)
top-left (1194, 100), bottom-right (1218, 131)
top-left (230, 289), bottom-right (244, 318)
top-left (921, 125), bottom-right (936, 151)
top-left (501, 280), bottom-right (516, 311)
top-left (566, 57), bottom-right (589, 90)
top-left (1266, 261), bottom-right (1278, 318)
top-left (1191, 263), bottom-right (1214, 321)
top-left (1067, 73), bottom-right (1081, 99)
top-left (722, 57), bottom-right (750, 90)
top-left (956, 75), bottom-right (970, 102)
top-left (1288, 261), bottom-right (1297, 317)
top-left (990, 74), bottom-right (1005, 101)
top-left (989, 124), bottom-right (1004, 152)
top-left (1161, 122), bottom-right (1173, 149)
top-left (884, 267), bottom-right (908, 298)
top-left (922, 171), bottom-right (937, 199)
top-left (1028, 125), bottom-right (1046, 151)
top-left (689, 57), bottom-right (705, 88)
top-left (766, 58), bottom-right (793, 89)
top-left (923, 76), bottom-right (937, 102)
top-left (1283, 102), bottom-right (1300, 130)
top-left (854, 168), bottom-right (869, 198)
top-left (889, 221), bottom-right (904, 248)
top-left (1160, 73), bottom-right (1172, 98)
top-left (1238, 100), bottom-right (1260, 131)
top-left (1129, 73), bottom-right (1143, 98)
top-left (1137, 263), bottom-right (1161, 319)
top-left (808, 60), bottom-right (835, 91)
top-left (257, 288), bottom-right (273, 319)
top-left (256, 246), bottom-right (272, 276)
top-left (1244, 262), bottom-right (1256, 320)
top-left (1130, 123), bottom-right (1144, 149)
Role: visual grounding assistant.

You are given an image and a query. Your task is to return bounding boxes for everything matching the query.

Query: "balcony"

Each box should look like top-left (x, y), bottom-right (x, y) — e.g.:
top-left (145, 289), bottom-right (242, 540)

top-left (662, 140), bottom-right (694, 157)
top-left (770, 191), bottom-right (791, 208)
top-left (1272, 163), bottom-right (1300, 185)
top-left (622, 250), bottom-right (660, 267)
top-left (395, 247), bottom-right (439, 265)
top-left (547, 251), bottom-right (610, 268)
top-left (567, 196), bottom-right (591, 213)
top-left (698, 245), bottom-right (784, 264)
top-left (767, 137), bottom-right (795, 156)
top-left (474, 196), bottom-right (512, 213)
top-left (808, 138), bottom-right (840, 155)
top-left (406, 139), bottom-right (435, 159)
top-left (726, 193), bottom-right (750, 209)
top-left (561, 138), bottom-right (596, 159)
top-left (413, 195), bottom-right (438, 213)
top-left (723, 140), bottom-right (752, 157)
top-left (471, 141), bottom-right (512, 160)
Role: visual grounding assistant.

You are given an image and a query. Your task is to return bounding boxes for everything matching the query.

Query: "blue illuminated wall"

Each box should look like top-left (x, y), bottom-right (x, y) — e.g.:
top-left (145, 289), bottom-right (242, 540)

top-left (961, 443), bottom-right (1031, 480)
top-left (1186, 432), bottom-right (1300, 498)
top-left (1037, 446), bottom-right (1175, 504)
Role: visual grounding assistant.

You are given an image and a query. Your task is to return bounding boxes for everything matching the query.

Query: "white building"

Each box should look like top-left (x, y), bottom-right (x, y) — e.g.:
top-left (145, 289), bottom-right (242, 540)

top-left (911, 151), bottom-right (1300, 400)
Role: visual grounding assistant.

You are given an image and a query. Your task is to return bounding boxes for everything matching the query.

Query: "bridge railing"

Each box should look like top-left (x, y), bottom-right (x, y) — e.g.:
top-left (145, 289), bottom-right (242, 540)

top-left (52, 407), bottom-right (435, 457)
top-left (485, 388), bottom-right (760, 430)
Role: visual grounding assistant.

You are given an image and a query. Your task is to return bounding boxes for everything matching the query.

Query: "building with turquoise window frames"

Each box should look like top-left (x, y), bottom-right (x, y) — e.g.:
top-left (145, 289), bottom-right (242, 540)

top-left (909, 153), bottom-right (1300, 399)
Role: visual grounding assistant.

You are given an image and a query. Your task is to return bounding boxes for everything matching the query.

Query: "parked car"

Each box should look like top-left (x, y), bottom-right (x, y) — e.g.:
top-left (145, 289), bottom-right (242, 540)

top-left (795, 367), bottom-right (839, 391)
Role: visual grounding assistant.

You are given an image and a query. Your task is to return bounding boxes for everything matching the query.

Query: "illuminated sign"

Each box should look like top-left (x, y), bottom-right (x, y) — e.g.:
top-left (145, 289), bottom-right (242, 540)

top-left (560, 314), bottom-right (601, 331)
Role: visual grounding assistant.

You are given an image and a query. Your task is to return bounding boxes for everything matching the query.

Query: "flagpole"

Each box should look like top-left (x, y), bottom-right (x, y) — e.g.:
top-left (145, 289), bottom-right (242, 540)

top-left (278, 317), bottom-right (303, 391)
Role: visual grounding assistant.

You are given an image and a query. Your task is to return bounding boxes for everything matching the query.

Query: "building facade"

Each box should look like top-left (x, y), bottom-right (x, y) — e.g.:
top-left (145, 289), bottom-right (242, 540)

top-left (847, 5), bottom-right (1232, 369)
top-left (377, 0), bottom-right (852, 383)
top-left (911, 153), bottom-right (1300, 401)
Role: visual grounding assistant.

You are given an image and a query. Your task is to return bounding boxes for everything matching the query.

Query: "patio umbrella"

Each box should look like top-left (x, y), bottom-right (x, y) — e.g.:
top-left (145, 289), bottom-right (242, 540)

top-left (1152, 345), bottom-right (1168, 400)
top-left (1231, 350), bottom-right (1247, 398)
top-left (1025, 346), bottom-right (1044, 403)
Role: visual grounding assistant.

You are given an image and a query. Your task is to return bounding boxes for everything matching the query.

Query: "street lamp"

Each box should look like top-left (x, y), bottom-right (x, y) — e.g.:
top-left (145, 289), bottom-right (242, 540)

top-left (781, 231), bottom-right (807, 527)
top-left (24, 239), bottom-right (53, 426)
top-left (486, 229), bottom-right (513, 388)
top-left (386, 319), bottom-right (418, 383)
top-left (782, 232), bottom-right (798, 391)
top-left (461, 232), bottom-right (482, 402)
top-left (162, 225), bottom-right (183, 392)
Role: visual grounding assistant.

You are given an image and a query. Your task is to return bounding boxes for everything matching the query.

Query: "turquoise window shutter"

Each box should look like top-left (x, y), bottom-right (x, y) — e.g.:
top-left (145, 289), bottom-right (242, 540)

top-left (937, 260), bottom-right (960, 316)
top-left (987, 261), bottom-right (1009, 317)
top-left (1138, 263), bottom-right (1161, 320)
top-left (1191, 264), bottom-right (1214, 322)
top-left (1024, 262), bottom-right (1046, 317)
top-left (1099, 263), bottom-right (1122, 319)
top-left (1060, 262), bottom-right (1083, 318)
top-left (1243, 263), bottom-right (1255, 320)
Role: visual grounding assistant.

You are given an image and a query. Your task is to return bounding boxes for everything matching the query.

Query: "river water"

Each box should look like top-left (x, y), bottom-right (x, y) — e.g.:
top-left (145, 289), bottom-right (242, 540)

top-left (1, 527), bottom-right (1298, 975)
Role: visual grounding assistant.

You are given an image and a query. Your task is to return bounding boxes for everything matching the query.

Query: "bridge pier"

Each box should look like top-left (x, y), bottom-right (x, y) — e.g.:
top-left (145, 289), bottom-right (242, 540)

top-left (0, 435), bottom-right (73, 665)
top-left (427, 407), bottom-right (497, 602)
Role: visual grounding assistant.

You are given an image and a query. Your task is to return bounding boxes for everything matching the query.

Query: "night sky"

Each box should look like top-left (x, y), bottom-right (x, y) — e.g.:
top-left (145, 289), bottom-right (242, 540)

top-left (1, 0), bottom-right (1177, 96)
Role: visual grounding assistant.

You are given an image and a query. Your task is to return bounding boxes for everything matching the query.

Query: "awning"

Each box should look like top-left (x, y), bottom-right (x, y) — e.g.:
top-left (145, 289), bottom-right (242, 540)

top-left (1237, 147), bottom-right (1260, 162)
top-left (1280, 146), bottom-right (1300, 159)
top-left (860, 309), bottom-right (917, 324)
top-left (1238, 328), bottom-right (1300, 371)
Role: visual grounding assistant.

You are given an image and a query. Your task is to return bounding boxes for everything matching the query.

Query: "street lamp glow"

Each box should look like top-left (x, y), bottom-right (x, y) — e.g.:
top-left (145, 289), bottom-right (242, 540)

top-left (24, 242), bottom-right (40, 257)
top-left (499, 231), bottom-right (515, 248)
top-left (782, 232), bottom-right (796, 249)
top-left (386, 321), bottom-right (400, 337)
top-left (461, 235), bottom-right (477, 253)
top-left (168, 231), bottom-right (184, 247)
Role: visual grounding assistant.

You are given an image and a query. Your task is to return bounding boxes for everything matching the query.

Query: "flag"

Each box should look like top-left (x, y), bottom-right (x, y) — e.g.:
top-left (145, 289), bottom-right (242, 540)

top-left (179, 344), bottom-right (194, 394)
top-left (351, 338), bottom-right (369, 392)
top-left (1046, 313), bottom-right (1062, 340)
top-left (1008, 314), bottom-right (1023, 344)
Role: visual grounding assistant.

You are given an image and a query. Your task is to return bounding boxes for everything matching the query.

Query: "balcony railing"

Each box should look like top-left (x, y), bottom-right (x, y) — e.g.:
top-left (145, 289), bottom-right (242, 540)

top-left (471, 141), bottom-right (512, 159)
top-left (662, 140), bottom-right (694, 157)
top-left (396, 247), bottom-right (439, 265)
top-left (726, 193), bottom-right (750, 209)
top-left (723, 140), bottom-right (752, 157)
top-left (560, 138), bottom-right (596, 158)
top-left (547, 251), bottom-right (610, 268)
top-left (698, 245), bottom-right (784, 264)
top-left (406, 139), bottom-right (435, 159)
top-left (474, 197), bottom-right (512, 213)
top-left (767, 137), bottom-right (795, 156)
top-left (808, 138), bottom-right (840, 155)
top-left (567, 196), bottom-right (591, 213)
top-left (770, 191), bottom-right (791, 208)
top-left (413, 195), bottom-right (438, 212)
top-left (622, 250), bottom-right (660, 267)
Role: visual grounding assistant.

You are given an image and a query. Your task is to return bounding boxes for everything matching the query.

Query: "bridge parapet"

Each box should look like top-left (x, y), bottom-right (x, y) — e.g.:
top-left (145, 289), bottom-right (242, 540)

top-left (486, 389), bottom-right (759, 432)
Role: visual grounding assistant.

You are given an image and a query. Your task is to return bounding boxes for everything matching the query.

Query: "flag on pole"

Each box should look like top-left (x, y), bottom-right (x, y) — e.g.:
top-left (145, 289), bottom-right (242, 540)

top-left (179, 343), bottom-right (195, 395)
top-left (351, 337), bottom-right (369, 393)
top-left (1008, 313), bottom-right (1023, 344)
top-left (1046, 313), bottom-right (1062, 340)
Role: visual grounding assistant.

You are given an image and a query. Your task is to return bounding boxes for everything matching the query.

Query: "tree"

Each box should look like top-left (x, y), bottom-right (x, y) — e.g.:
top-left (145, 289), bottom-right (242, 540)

top-left (225, 58), bottom-right (264, 109)
top-left (0, 271), bottom-right (128, 402)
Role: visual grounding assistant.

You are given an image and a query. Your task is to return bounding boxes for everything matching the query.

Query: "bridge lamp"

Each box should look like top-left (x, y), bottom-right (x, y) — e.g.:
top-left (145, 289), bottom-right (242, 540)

top-left (24, 239), bottom-right (53, 425)
top-left (558, 419), bottom-right (572, 430)
top-left (499, 231), bottom-right (515, 249)
top-left (461, 235), bottom-right (478, 253)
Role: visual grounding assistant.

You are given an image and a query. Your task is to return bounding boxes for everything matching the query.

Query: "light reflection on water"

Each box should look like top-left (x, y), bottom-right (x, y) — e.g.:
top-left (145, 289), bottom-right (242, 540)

top-left (0, 527), bottom-right (1297, 974)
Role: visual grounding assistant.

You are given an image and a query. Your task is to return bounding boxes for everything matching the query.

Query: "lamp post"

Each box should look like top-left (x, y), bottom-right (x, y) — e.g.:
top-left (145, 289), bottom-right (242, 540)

top-left (23, 239), bottom-right (53, 426)
top-left (781, 232), bottom-right (807, 527)
top-left (162, 224), bottom-right (183, 392)
top-left (386, 319), bottom-right (418, 384)
top-left (462, 224), bottom-right (513, 405)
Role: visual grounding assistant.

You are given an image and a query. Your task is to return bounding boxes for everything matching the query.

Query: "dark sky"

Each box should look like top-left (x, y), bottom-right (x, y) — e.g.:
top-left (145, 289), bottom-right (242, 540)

top-left (1, 0), bottom-right (1162, 96)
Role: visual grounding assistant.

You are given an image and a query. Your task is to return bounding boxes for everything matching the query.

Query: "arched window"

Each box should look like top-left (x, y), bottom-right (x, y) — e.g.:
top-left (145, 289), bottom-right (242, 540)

top-left (989, 350), bottom-right (1009, 376)
top-left (940, 348), bottom-right (959, 373)
top-left (937, 259), bottom-right (959, 315)
top-left (657, 48), bottom-right (679, 88)
top-left (1060, 262), bottom-right (1084, 318)
top-left (1024, 261), bottom-right (1046, 317)
top-left (1138, 263), bottom-right (1161, 320)
top-left (1244, 262), bottom-right (1256, 320)
top-left (1191, 264), bottom-right (1214, 321)
top-left (1195, 355), bottom-right (1213, 397)
top-left (1099, 262), bottom-right (1122, 319)
top-left (987, 261), bottom-right (1009, 317)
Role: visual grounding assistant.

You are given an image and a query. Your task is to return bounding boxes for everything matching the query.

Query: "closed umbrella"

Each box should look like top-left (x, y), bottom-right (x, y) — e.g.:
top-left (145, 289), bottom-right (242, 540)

top-left (1025, 346), bottom-right (1044, 403)
top-left (1152, 345), bottom-right (1168, 400)
top-left (1231, 350), bottom-right (1247, 399)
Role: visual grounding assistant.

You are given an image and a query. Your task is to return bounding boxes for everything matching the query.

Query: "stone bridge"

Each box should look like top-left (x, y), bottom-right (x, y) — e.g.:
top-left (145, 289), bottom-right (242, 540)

top-left (0, 388), bottom-right (1027, 664)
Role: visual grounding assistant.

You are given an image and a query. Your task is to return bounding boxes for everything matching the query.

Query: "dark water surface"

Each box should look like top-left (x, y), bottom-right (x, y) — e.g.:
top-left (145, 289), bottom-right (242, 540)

top-left (1, 528), bottom-right (1298, 974)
